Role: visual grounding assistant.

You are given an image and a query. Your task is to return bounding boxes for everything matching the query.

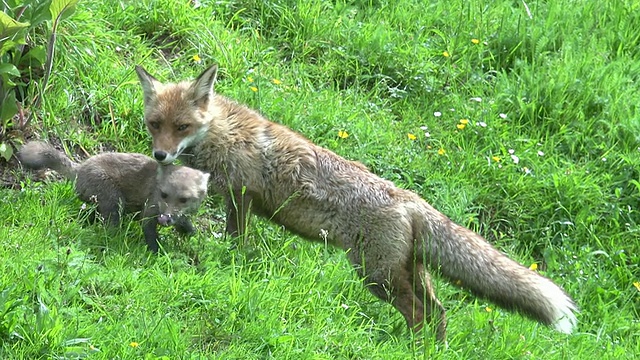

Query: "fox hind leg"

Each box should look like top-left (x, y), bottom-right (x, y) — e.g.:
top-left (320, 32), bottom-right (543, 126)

top-left (411, 262), bottom-right (447, 342)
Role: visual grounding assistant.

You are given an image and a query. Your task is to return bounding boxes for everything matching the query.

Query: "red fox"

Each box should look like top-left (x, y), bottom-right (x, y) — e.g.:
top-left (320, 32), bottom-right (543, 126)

top-left (17, 141), bottom-right (210, 252)
top-left (135, 65), bottom-right (577, 341)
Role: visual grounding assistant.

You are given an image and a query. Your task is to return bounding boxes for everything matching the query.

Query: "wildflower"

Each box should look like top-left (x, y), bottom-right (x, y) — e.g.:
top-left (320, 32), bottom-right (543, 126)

top-left (434, 111), bottom-right (442, 117)
top-left (511, 155), bottom-right (520, 164)
top-left (508, 149), bottom-right (515, 154)
top-left (485, 306), bottom-right (493, 312)
top-left (192, 54), bottom-right (202, 64)
top-left (442, 51), bottom-right (450, 57)
top-left (424, 132), bottom-right (431, 138)
top-left (456, 124), bottom-right (466, 130)
top-left (476, 121), bottom-right (487, 127)
top-left (523, 167), bottom-right (532, 175)
top-left (537, 150), bottom-right (545, 157)
top-left (492, 156), bottom-right (501, 162)
top-left (129, 342), bottom-right (139, 348)
top-left (470, 97), bottom-right (482, 102)
top-left (407, 133), bottom-right (417, 140)
top-left (471, 38), bottom-right (480, 45)
top-left (438, 148), bottom-right (446, 155)
top-left (89, 344), bottom-right (100, 352)
top-left (499, 113), bottom-right (507, 119)
top-left (634, 282), bottom-right (640, 292)
top-left (341, 303), bottom-right (349, 310)
top-left (272, 78), bottom-right (282, 85)
top-left (338, 130), bottom-right (349, 139)
top-left (420, 125), bottom-right (428, 130)
top-left (459, 118), bottom-right (469, 125)
top-left (247, 76), bottom-right (254, 83)
top-left (529, 263), bottom-right (538, 271)
top-left (250, 86), bottom-right (258, 92)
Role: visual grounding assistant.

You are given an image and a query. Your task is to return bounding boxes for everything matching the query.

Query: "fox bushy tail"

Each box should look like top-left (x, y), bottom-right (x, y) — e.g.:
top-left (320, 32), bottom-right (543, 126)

top-left (420, 211), bottom-right (577, 334)
top-left (18, 141), bottom-right (78, 180)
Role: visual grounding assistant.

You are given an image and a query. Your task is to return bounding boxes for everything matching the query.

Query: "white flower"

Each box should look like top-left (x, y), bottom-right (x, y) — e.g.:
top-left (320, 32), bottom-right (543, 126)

top-left (499, 113), bottom-right (507, 119)
top-left (470, 97), bottom-right (482, 102)
top-left (476, 121), bottom-right (487, 127)
top-left (511, 155), bottom-right (520, 164)
top-left (434, 111), bottom-right (442, 117)
top-left (537, 150), bottom-right (545, 156)
top-left (508, 149), bottom-right (515, 155)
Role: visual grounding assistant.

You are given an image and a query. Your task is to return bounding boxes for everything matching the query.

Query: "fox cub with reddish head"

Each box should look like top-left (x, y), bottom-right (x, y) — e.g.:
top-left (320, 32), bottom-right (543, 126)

top-left (18, 141), bottom-right (209, 252)
top-left (135, 65), bottom-right (577, 341)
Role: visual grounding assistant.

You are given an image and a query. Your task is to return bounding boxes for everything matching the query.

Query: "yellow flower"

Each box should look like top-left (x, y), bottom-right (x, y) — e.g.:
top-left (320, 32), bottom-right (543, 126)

top-left (247, 76), bottom-right (254, 83)
top-left (407, 133), bottom-right (417, 140)
top-left (338, 130), bottom-right (349, 139)
top-left (427, 145), bottom-right (432, 149)
top-left (485, 306), bottom-right (493, 312)
top-left (634, 282), bottom-right (640, 292)
top-left (192, 54), bottom-right (201, 63)
top-left (492, 156), bottom-right (501, 162)
top-left (471, 38), bottom-right (480, 45)
top-left (529, 263), bottom-right (538, 271)
top-left (129, 342), bottom-right (139, 348)
top-left (456, 124), bottom-right (466, 130)
top-left (250, 86), bottom-right (258, 92)
top-left (272, 78), bottom-right (282, 85)
top-left (437, 148), bottom-right (446, 155)
top-left (442, 51), bottom-right (450, 57)
top-left (459, 118), bottom-right (469, 125)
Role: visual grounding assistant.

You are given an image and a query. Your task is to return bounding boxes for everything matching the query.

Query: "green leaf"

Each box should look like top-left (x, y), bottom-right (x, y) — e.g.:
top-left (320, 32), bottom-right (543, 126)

top-left (0, 142), bottom-right (13, 162)
top-left (0, 63), bottom-right (20, 77)
top-left (0, 11), bottom-right (29, 39)
top-left (0, 91), bottom-right (18, 123)
top-left (50, 0), bottom-right (79, 23)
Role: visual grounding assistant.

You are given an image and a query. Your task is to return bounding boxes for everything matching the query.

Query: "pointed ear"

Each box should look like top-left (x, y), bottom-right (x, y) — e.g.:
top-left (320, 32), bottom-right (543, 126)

top-left (135, 65), bottom-right (162, 104)
top-left (191, 65), bottom-right (218, 106)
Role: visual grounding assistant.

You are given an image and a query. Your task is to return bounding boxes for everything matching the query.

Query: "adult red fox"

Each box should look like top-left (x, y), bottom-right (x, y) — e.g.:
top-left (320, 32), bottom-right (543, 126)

top-left (135, 65), bottom-right (577, 341)
top-left (18, 141), bottom-right (209, 252)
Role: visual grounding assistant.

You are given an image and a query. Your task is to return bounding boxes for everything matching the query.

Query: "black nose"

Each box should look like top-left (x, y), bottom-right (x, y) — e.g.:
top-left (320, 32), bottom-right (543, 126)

top-left (154, 151), bottom-right (167, 161)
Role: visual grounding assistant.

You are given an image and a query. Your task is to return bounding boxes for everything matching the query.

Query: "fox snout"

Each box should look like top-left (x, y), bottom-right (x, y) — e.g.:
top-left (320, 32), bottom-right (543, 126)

top-left (158, 213), bottom-right (175, 226)
top-left (153, 150), bottom-right (169, 162)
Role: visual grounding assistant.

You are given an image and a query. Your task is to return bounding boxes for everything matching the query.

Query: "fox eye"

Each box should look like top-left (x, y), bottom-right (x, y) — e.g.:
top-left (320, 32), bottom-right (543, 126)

top-left (160, 192), bottom-right (168, 199)
top-left (179, 197), bottom-right (188, 204)
top-left (148, 121), bottom-right (160, 130)
top-left (177, 124), bottom-right (189, 131)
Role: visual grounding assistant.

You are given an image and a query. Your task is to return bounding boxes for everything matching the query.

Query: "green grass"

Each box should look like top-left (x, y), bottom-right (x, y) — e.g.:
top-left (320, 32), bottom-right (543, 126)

top-left (1, 0), bottom-right (639, 358)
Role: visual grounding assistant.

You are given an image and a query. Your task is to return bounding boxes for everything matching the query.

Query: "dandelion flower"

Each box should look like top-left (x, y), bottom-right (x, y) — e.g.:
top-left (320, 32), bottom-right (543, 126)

top-left (407, 133), bottom-right (417, 140)
top-left (485, 306), bottom-right (493, 312)
top-left (634, 282), bottom-right (640, 292)
top-left (442, 51), bottom-right (450, 57)
top-left (456, 124), bottom-right (466, 130)
top-left (471, 38), bottom-right (480, 44)
top-left (338, 130), bottom-right (349, 139)
top-left (459, 118), bottom-right (469, 125)
top-left (438, 148), bottom-right (446, 155)
top-left (129, 342), bottom-right (139, 348)
top-left (192, 54), bottom-right (202, 63)
top-left (250, 86), bottom-right (258, 92)
top-left (247, 76), bottom-right (254, 83)
top-left (272, 78), bottom-right (282, 85)
top-left (529, 263), bottom-right (538, 271)
top-left (492, 156), bottom-right (501, 162)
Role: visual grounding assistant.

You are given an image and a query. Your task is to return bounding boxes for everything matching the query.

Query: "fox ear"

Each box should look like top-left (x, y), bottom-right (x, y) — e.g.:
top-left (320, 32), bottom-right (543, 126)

top-left (135, 65), bottom-right (162, 104)
top-left (192, 65), bottom-right (218, 106)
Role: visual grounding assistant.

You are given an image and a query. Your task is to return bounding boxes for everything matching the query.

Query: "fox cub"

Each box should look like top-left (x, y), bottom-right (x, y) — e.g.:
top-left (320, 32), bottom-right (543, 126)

top-left (18, 141), bottom-right (209, 252)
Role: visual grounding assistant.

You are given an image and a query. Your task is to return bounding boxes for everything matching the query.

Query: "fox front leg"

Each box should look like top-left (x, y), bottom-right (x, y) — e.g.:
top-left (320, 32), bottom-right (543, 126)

top-left (142, 217), bottom-right (160, 253)
top-left (225, 189), bottom-right (252, 239)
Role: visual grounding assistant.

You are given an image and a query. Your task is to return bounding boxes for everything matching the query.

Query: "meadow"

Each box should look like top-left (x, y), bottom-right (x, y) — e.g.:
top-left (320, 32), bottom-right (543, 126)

top-left (0, 0), bottom-right (639, 358)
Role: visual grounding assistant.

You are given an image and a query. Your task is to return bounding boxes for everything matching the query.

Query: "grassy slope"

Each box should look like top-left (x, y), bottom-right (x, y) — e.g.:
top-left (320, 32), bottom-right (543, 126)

top-left (1, 0), bottom-right (639, 358)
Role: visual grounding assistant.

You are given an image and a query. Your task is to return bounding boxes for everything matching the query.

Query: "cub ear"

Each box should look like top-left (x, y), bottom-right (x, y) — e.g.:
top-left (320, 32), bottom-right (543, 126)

top-left (135, 65), bottom-right (163, 104)
top-left (191, 65), bottom-right (218, 106)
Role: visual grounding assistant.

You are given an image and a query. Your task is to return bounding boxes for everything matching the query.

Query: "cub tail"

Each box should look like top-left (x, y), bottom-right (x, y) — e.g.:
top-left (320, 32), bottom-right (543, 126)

top-left (17, 141), bottom-right (79, 180)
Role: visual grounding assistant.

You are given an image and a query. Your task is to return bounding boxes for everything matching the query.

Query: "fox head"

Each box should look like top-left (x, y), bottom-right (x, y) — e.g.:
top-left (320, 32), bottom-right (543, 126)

top-left (135, 65), bottom-right (219, 164)
top-left (155, 164), bottom-right (210, 226)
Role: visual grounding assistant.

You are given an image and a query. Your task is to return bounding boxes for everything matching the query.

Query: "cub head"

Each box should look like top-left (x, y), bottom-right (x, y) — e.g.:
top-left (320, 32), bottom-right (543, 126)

top-left (155, 164), bottom-right (210, 226)
top-left (135, 65), bottom-right (219, 164)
